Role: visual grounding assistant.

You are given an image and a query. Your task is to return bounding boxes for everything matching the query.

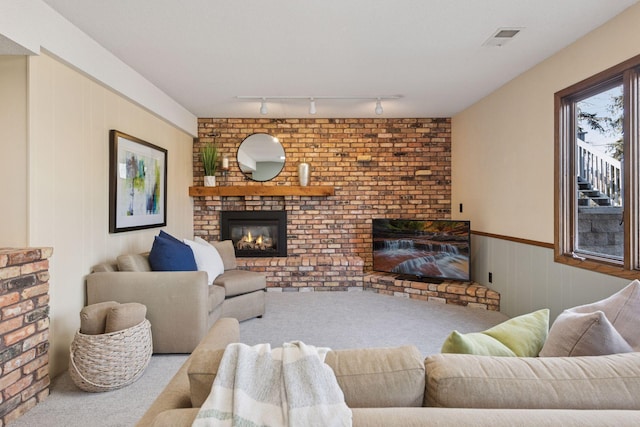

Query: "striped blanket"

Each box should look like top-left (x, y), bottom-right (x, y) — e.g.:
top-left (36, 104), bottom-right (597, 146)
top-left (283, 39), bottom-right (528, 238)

top-left (192, 341), bottom-right (352, 427)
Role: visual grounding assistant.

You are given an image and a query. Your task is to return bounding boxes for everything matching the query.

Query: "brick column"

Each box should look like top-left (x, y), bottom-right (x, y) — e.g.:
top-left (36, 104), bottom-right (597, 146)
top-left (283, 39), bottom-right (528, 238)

top-left (0, 247), bottom-right (52, 424)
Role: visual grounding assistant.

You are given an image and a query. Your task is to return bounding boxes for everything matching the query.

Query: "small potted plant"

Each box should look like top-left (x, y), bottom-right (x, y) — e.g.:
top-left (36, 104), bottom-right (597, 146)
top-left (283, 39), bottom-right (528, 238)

top-left (202, 142), bottom-right (219, 187)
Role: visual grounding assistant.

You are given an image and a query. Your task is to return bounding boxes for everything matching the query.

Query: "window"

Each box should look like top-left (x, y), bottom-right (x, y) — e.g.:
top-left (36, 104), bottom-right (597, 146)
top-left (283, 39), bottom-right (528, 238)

top-left (555, 54), bottom-right (640, 279)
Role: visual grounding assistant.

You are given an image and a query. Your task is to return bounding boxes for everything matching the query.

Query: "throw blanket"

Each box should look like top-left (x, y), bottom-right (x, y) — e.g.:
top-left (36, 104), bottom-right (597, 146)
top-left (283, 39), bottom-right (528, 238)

top-left (192, 341), bottom-right (352, 427)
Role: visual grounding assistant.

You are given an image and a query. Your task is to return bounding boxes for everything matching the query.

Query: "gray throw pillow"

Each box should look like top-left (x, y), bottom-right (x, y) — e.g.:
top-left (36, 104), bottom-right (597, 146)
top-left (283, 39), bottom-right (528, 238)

top-left (117, 253), bottom-right (151, 272)
top-left (568, 280), bottom-right (640, 350)
top-left (540, 280), bottom-right (640, 357)
top-left (80, 301), bottom-right (119, 335)
top-left (197, 238), bottom-right (237, 271)
top-left (105, 302), bottom-right (147, 333)
top-left (539, 310), bottom-right (633, 357)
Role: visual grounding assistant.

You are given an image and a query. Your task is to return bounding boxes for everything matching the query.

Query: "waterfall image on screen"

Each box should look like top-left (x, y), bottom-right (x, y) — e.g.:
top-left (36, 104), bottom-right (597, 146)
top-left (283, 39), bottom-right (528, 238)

top-left (372, 219), bottom-right (470, 282)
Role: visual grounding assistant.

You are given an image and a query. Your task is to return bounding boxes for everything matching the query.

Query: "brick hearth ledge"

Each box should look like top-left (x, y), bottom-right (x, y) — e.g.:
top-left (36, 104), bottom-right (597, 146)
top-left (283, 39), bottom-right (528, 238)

top-left (236, 255), bottom-right (500, 311)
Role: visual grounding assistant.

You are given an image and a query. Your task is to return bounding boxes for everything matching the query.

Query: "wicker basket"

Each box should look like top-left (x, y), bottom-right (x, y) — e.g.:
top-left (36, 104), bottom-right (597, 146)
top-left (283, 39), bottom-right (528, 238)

top-left (69, 319), bottom-right (153, 392)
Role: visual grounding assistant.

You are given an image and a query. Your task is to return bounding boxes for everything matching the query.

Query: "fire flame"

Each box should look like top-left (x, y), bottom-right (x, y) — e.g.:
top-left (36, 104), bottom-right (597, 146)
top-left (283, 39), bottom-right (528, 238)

top-left (238, 229), bottom-right (271, 251)
top-left (241, 231), bottom-right (264, 245)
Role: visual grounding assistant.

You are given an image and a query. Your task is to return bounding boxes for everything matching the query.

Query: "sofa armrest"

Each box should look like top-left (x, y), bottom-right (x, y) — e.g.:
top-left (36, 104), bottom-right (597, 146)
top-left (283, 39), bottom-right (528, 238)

top-left (86, 271), bottom-right (209, 353)
top-left (136, 318), bottom-right (239, 427)
top-left (425, 352), bottom-right (640, 410)
top-left (148, 409), bottom-right (198, 427)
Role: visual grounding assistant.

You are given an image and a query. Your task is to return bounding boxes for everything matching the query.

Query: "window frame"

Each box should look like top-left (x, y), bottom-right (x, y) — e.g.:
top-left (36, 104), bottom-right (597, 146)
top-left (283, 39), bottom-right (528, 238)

top-left (555, 54), bottom-right (640, 280)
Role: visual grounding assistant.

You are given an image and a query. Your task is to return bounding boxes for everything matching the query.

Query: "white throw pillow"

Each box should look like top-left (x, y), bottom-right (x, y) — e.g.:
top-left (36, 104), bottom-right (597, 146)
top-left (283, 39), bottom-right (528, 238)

top-left (184, 238), bottom-right (225, 285)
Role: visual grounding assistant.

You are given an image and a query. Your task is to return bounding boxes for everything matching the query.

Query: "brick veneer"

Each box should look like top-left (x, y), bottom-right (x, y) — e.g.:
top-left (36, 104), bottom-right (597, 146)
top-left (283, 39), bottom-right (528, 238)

top-left (194, 117), bottom-right (452, 276)
top-left (236, 256), bottom-right (364, 291)
top-left (237, 256), bottom-right (500, 310)
top-left (0, 247), bottom-right (51, 424)
top-left (193, 118), bottom-right (500, 308)
top-left (364, 272), bottom-right (500, 311)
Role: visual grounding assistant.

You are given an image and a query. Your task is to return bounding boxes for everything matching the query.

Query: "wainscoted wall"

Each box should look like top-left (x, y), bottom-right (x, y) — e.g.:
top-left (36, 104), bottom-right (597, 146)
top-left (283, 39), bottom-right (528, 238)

top-left (193, 118), bottom-right (451, 272)
top-left (471, 234), bottom-right (629, 321)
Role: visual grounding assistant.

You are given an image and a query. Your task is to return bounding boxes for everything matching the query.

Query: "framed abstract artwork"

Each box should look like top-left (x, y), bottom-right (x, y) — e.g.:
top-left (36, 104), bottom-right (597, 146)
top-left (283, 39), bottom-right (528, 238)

top-left (109, 130), bottom-right (167, 233)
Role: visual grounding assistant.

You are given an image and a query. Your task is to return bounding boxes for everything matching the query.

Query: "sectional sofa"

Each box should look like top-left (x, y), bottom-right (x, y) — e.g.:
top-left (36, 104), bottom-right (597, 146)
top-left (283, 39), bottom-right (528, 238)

top-left (137, 317), bottom-right (640, 427)
top-left (86, 240), bottom-right (265, 354)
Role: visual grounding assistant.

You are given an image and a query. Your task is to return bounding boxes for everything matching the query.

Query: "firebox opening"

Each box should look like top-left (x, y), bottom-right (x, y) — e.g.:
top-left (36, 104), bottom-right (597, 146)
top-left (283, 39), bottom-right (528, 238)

top-left (220, 211), bottom-right (287, 257)
top-left (232, 225), bottom-right (277, 252)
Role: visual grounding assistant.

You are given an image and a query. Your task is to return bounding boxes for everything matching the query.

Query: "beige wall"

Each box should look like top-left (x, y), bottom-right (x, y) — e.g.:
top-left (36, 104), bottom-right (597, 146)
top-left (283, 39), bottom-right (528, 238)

top-left (453, 4), bottom-right (640, 317)
top-left (23, 53), bottom-right (194, 377)
top-left (452, 3), bottom-right (640, 243)
top-left (0, 56), bottom-right (28, 246)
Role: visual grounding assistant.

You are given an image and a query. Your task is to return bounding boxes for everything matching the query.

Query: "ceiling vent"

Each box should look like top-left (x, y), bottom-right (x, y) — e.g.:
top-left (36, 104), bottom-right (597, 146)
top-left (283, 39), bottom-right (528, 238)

top-left (482, 28), bottom-right (523, 47)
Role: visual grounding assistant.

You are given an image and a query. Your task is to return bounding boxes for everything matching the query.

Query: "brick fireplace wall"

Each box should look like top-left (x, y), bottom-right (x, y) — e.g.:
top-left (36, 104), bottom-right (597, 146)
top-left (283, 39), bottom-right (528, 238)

top-left (0, 248), bottom-right (51, 424)
top-left (194, 117), bottom-right (452, 274)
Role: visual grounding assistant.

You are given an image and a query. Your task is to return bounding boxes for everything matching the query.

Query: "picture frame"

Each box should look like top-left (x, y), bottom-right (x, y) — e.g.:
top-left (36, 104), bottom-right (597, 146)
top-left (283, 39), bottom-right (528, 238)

top-left (109, 130), bottom-right (167, 233)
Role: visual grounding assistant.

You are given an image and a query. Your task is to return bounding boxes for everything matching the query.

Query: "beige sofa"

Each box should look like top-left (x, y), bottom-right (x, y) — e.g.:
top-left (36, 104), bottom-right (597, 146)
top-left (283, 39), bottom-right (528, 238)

top-left (138, 318), bottom-right (640, 427)
top-left (86, 241), bottom-right (265, 354)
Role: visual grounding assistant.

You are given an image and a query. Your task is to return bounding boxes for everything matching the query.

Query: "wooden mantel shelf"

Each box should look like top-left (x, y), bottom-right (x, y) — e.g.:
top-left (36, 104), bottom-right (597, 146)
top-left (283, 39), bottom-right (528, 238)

top-left (189, 185), bottom-right (335, 197)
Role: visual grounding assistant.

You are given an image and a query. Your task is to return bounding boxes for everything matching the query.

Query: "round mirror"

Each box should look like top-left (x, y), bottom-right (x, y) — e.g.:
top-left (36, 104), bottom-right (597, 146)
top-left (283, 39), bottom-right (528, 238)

top-left (237, 133), bottom-right (286, 182)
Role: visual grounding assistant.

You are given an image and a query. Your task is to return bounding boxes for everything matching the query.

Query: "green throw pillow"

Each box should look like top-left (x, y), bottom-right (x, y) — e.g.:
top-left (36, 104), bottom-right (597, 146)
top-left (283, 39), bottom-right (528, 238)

top-left (441, 308), bottom-right (549, 357)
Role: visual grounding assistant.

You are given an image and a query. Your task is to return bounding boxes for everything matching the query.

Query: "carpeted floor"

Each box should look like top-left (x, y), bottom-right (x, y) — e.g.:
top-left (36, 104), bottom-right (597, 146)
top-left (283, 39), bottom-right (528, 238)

top-left (12, 290), bottom-right (508, 427)
top-left (240, 290), bottom-right (508, 356)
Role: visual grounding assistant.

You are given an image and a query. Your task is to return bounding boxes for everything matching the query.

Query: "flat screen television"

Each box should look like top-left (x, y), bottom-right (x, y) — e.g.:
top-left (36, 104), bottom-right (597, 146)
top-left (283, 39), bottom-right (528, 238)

top-left (372, 219), bottom-right (471, 283)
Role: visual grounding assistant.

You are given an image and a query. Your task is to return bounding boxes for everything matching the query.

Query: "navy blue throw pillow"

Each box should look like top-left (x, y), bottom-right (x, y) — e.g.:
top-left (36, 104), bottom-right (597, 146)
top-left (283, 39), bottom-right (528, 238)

top-left (159, 230), bottom-right (183, 244)
top-left (148, 234), bottom-right (197, 271)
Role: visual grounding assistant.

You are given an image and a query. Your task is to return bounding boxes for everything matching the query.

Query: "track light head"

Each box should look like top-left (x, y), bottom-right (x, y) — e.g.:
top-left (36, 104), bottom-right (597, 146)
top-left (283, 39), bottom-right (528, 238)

top-left (237, 95), bottom-right (401, 115)
top-left (309, 98), bottom-right (317, 115)
top-left (375, 98), bottom-right (383, 115)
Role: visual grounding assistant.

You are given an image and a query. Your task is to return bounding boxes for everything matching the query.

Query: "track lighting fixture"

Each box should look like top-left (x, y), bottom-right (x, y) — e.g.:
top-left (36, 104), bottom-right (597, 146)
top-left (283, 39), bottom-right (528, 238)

top-left (237, 95), bottom-right (401, 115)
top-left (375, 98), bottom-right (383, 115)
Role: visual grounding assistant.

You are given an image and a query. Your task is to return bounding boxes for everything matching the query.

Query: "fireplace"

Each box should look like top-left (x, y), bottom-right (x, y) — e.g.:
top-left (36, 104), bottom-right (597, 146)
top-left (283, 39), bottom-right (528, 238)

top-left (220, 211), bottom-right (287, 257)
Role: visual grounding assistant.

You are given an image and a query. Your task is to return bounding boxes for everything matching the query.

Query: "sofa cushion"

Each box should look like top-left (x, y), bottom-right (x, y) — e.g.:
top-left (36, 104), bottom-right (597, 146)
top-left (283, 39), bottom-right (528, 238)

top-left (324, 346), bottom-right (425, 408)
top-left (425, 352), bottom-right (640, 410)
top-left (441, 309), bottom-right (549, 357)
top-left (151, 407), bottom-right (640, 427)
top-left (184, 238), bottom-right (225, 285)
top-left (213, 269), bottom-right (266, 297)
top-left (116, 253), bottom-right (151, 272)
top-left (80, 301), bottom-right (120, 335)
top-left (149, 233), bottom-right (197, 272)
top-left (105, 302), bottom-right (147, 333)
top-left (203, 239), bottom-right (237, 271)
top-left (539, 310), bottom-right (633, 357)
top-left (188, 345), bottom-right (425, 410)
top-left (350, 407), bottom-right (640, 427)
top-left (208, 285), bottom-right (226, 314)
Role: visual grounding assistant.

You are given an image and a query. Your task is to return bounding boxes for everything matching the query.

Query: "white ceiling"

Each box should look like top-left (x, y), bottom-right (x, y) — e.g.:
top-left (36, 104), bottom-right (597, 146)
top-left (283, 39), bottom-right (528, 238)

top-left (42, 0), bottom-right (639, 118)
